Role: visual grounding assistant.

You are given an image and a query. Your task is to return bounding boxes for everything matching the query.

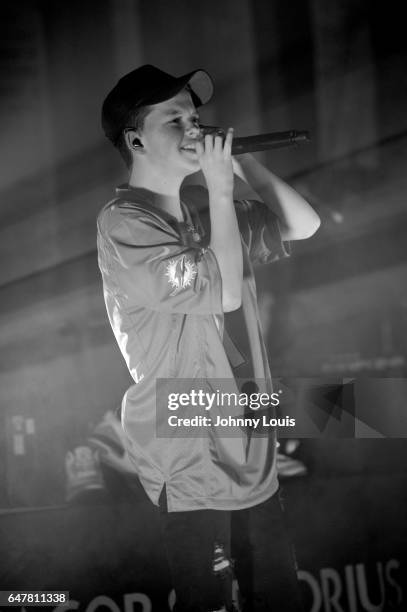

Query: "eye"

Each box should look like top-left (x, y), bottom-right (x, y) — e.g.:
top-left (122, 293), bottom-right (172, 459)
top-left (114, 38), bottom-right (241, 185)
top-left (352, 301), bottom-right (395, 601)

top-left (168, 115), bottom-right (199, 126)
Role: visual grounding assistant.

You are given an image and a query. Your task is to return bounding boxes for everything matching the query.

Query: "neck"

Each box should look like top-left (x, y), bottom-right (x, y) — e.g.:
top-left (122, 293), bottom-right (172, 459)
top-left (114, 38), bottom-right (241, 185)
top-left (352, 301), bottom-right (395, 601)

top-left (128, 163), bottom-right (185, 220)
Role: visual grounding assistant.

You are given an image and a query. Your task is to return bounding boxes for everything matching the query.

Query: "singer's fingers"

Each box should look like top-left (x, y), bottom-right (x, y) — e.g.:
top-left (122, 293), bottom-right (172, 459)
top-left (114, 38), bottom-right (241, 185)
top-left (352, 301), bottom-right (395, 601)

top-left (213, 131), bottom-right (224, 153)
top-left (204, 133), bottom-right (213, 153)
top-left (195, 138), bottom-right (204, 157)
top-left (223, 127), bottom-right (234, 157)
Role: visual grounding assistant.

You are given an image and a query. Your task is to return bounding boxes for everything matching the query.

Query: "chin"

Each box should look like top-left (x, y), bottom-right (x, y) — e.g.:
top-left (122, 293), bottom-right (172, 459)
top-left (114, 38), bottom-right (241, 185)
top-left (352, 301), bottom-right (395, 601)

top-left (184, 164), bottom-right (200, 176)
top-left (181, 160), bottom-right (200, 175)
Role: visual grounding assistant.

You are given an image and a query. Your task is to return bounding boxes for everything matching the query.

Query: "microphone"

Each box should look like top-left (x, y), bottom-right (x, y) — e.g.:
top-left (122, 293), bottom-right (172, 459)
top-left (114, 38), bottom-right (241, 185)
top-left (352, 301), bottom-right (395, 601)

top-left (199, 125), bottom-right (310, 154)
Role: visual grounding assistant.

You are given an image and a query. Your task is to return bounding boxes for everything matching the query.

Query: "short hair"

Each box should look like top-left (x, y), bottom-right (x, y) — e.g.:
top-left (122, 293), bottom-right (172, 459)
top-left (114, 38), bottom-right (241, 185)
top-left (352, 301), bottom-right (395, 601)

top-left (115, 105), bottom-right (152, 169)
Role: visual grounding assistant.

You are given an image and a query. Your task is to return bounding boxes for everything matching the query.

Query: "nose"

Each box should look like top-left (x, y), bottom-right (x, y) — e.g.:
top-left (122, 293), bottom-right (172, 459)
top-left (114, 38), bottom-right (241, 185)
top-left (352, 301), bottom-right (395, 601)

top-left (185, 121), bottom-right (201, 138)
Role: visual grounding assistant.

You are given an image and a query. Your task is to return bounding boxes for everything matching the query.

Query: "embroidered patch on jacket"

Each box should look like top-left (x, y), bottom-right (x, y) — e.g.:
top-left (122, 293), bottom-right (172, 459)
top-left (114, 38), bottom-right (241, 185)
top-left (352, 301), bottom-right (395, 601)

top-left (165, 256), bottom-right (197, 296)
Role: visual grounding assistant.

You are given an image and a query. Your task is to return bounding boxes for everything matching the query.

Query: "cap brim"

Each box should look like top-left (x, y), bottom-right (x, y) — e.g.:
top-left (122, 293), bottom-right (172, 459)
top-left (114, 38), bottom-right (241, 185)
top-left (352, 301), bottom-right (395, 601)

top-left (185, 69), bottom-right (214, 106)
top-left (143, 69), bottom-right (213, 108)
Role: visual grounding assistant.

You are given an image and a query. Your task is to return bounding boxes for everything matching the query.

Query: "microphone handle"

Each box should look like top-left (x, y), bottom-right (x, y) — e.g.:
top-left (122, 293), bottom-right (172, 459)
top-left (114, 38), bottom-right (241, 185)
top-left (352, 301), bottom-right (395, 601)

top-left (232, 130), bottom-right (310, 154)
top-left (199, 126), bottom-right (310, 154)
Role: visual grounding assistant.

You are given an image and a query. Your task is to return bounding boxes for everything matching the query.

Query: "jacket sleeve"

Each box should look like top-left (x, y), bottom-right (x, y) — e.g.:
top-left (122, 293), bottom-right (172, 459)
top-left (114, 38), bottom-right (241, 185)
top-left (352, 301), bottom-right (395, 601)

top-left (98, 204), bottom-right (223, 314)
top-left (235, 199), bottom-right (290, 265)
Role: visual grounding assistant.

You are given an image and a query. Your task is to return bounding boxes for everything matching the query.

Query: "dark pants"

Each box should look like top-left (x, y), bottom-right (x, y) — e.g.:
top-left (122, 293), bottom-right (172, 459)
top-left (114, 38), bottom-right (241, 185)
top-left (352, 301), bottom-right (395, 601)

top-left (159, 489), bottom-right (304, 612)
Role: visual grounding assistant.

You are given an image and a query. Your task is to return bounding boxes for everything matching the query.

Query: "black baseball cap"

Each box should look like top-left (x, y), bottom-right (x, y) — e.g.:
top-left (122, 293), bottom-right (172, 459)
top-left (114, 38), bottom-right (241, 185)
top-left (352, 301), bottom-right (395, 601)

top-left (101, 64), bottom-right (214, 145)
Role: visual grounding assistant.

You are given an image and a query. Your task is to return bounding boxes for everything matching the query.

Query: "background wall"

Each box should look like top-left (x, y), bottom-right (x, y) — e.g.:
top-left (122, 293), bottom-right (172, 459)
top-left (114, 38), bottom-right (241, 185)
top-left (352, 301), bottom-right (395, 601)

top-left (0, 0), bottom-right (406, 512)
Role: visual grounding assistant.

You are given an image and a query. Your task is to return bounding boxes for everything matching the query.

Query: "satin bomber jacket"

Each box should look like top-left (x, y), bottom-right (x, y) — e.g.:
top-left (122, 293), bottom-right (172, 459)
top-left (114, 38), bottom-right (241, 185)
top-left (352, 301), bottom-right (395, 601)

top-left (96, 184), bottom-right (289, 511)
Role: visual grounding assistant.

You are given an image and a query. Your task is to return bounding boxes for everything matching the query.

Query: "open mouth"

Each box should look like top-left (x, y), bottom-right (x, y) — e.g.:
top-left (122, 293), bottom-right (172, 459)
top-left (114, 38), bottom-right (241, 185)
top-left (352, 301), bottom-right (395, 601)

top-left (180, 145), bottom-right (197, 152)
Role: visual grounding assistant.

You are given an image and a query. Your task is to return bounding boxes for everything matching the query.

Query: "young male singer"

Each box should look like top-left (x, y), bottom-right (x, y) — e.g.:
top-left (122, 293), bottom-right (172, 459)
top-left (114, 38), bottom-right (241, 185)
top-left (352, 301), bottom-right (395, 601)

top-left (97, 64), bottom-right (320, 612)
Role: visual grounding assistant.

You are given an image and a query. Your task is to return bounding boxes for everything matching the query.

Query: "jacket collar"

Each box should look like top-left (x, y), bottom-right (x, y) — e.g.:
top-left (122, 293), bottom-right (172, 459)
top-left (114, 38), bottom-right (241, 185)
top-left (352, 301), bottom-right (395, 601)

top-left (115, 184), bottom-right (205, 242)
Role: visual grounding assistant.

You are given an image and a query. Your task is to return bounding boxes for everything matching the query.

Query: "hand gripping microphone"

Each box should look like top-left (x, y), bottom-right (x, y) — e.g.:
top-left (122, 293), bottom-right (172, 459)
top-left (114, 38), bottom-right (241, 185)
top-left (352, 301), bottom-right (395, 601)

top-left (199, 125), bottom-right (310, 154)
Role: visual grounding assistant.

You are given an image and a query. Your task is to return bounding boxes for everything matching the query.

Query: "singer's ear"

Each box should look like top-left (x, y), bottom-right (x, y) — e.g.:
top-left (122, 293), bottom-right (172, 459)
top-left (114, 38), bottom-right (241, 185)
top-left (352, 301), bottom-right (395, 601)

top-left (124, 128), bottom-right (144, 152)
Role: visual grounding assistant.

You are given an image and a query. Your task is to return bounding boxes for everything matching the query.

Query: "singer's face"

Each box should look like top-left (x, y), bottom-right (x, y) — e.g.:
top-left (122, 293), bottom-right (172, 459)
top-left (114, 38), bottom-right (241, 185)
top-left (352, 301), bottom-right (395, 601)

top-left (139, 89), bottom-right (202, 176)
